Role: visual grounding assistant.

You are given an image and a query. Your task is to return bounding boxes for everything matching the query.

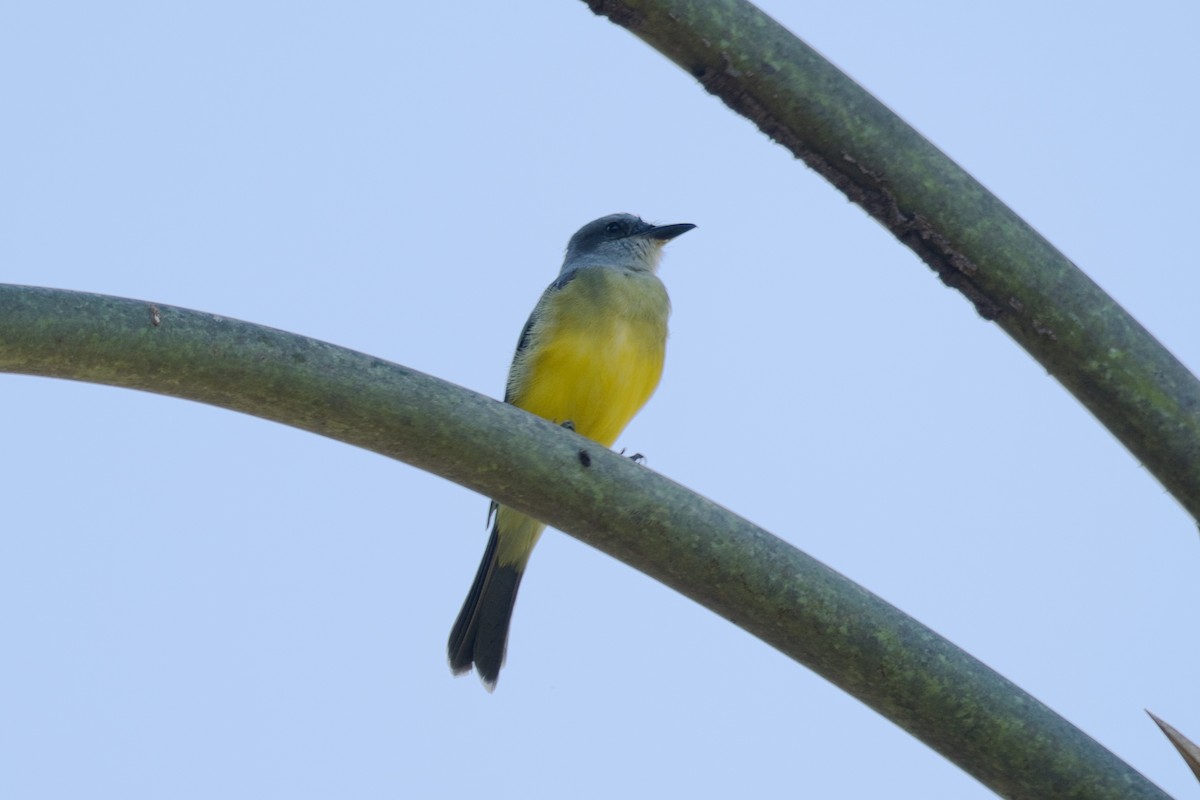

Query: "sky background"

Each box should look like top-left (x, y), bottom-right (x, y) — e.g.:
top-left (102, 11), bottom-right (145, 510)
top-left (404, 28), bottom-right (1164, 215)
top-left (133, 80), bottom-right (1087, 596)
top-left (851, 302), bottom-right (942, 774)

top-left (3, 1), bottom-right (1199, 797)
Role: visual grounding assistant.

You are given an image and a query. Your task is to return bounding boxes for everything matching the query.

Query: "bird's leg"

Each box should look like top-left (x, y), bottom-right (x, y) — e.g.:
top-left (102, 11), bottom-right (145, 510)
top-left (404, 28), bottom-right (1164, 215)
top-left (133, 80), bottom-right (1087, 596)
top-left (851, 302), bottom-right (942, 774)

top-left (620, 448), bottom-right (645, 463)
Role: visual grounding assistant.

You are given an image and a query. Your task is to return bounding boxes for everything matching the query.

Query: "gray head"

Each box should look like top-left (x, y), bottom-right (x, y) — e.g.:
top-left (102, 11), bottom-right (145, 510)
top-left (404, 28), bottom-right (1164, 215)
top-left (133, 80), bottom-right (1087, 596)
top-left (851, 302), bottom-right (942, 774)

top-left (561, 213), bottom-right (695, 274)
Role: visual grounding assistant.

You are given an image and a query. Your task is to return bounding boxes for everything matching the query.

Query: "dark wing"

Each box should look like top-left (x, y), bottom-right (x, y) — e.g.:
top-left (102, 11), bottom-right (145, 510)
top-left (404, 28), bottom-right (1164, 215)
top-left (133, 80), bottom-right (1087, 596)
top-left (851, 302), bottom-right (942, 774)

top-left (503, 269), bottom-right (580, 404)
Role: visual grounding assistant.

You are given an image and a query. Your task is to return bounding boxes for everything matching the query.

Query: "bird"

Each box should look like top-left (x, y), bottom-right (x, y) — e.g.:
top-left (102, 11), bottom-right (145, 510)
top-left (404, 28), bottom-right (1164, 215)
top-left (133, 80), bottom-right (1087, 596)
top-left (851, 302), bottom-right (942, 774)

top-left (447, 212), bottom-right (695, 690)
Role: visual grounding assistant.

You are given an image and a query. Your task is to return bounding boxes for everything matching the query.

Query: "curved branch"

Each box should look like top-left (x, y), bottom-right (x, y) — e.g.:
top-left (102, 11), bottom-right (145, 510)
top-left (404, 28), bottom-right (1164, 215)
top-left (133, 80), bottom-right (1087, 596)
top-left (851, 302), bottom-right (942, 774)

top-left (584, 0), bottom-right (1200, 524)
top-left (0, 284), bottom-right (1167, 798)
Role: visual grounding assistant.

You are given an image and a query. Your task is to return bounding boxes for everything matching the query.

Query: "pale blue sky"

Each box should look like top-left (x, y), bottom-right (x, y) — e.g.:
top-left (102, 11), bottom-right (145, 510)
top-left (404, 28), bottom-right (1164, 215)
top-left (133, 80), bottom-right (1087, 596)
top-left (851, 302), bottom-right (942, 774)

top-left (3, 2), bottom-right (1199, 797)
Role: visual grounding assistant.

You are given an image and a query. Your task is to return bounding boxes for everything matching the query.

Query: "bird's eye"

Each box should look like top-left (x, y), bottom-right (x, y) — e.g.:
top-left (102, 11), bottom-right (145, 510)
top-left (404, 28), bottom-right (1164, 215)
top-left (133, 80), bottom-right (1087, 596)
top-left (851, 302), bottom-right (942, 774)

top-left (605, 221), bottom-right (623, 235)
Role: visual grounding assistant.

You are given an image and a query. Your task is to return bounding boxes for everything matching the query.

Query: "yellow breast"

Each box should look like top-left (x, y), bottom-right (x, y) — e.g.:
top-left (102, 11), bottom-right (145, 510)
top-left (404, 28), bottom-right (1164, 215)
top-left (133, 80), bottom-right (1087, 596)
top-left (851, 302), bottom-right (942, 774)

top-left (508, 267), bottom-right (669, 448)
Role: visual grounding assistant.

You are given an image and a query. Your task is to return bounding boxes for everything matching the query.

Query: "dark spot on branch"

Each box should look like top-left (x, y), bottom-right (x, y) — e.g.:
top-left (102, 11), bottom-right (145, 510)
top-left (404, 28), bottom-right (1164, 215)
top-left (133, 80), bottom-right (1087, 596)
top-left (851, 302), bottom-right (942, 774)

top-left (578, 449), bottom-right (591, 468)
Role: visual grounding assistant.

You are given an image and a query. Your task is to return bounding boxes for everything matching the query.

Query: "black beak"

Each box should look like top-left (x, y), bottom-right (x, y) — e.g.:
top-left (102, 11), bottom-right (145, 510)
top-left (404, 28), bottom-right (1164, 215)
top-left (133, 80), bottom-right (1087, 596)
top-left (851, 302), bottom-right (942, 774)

top-left (645, 222), bottom-right (696, 241)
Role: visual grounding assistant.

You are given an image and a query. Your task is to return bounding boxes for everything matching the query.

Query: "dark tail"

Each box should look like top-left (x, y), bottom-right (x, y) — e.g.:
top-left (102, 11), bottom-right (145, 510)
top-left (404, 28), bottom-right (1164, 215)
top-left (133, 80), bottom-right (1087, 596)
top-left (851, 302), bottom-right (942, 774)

top-left (448, 525), bottom-right (525, 691)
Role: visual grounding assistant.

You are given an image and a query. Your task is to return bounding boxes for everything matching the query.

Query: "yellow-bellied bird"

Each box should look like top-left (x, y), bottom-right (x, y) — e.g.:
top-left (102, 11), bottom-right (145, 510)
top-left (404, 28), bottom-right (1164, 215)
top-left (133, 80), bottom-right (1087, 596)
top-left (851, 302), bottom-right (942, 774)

top-left (448, 213), bottom-right (695, 690)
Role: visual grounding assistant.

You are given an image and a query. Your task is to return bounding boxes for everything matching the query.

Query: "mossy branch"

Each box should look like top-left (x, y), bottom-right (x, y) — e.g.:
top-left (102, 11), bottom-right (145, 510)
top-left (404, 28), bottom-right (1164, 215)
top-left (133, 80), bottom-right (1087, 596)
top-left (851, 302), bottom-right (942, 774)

top-left (0, 284), bottom-right (1168, 798)
top-left (584, 0), bottom-right (1200, 523)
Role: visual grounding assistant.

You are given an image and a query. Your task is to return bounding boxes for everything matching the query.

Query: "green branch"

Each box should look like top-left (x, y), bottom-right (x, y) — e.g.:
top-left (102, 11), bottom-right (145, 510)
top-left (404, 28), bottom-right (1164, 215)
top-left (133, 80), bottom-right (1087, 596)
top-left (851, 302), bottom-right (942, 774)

top-left (584, 0), bottom-right (1200, 524)
top-left (0, 284), bottom-right (1168, 798)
